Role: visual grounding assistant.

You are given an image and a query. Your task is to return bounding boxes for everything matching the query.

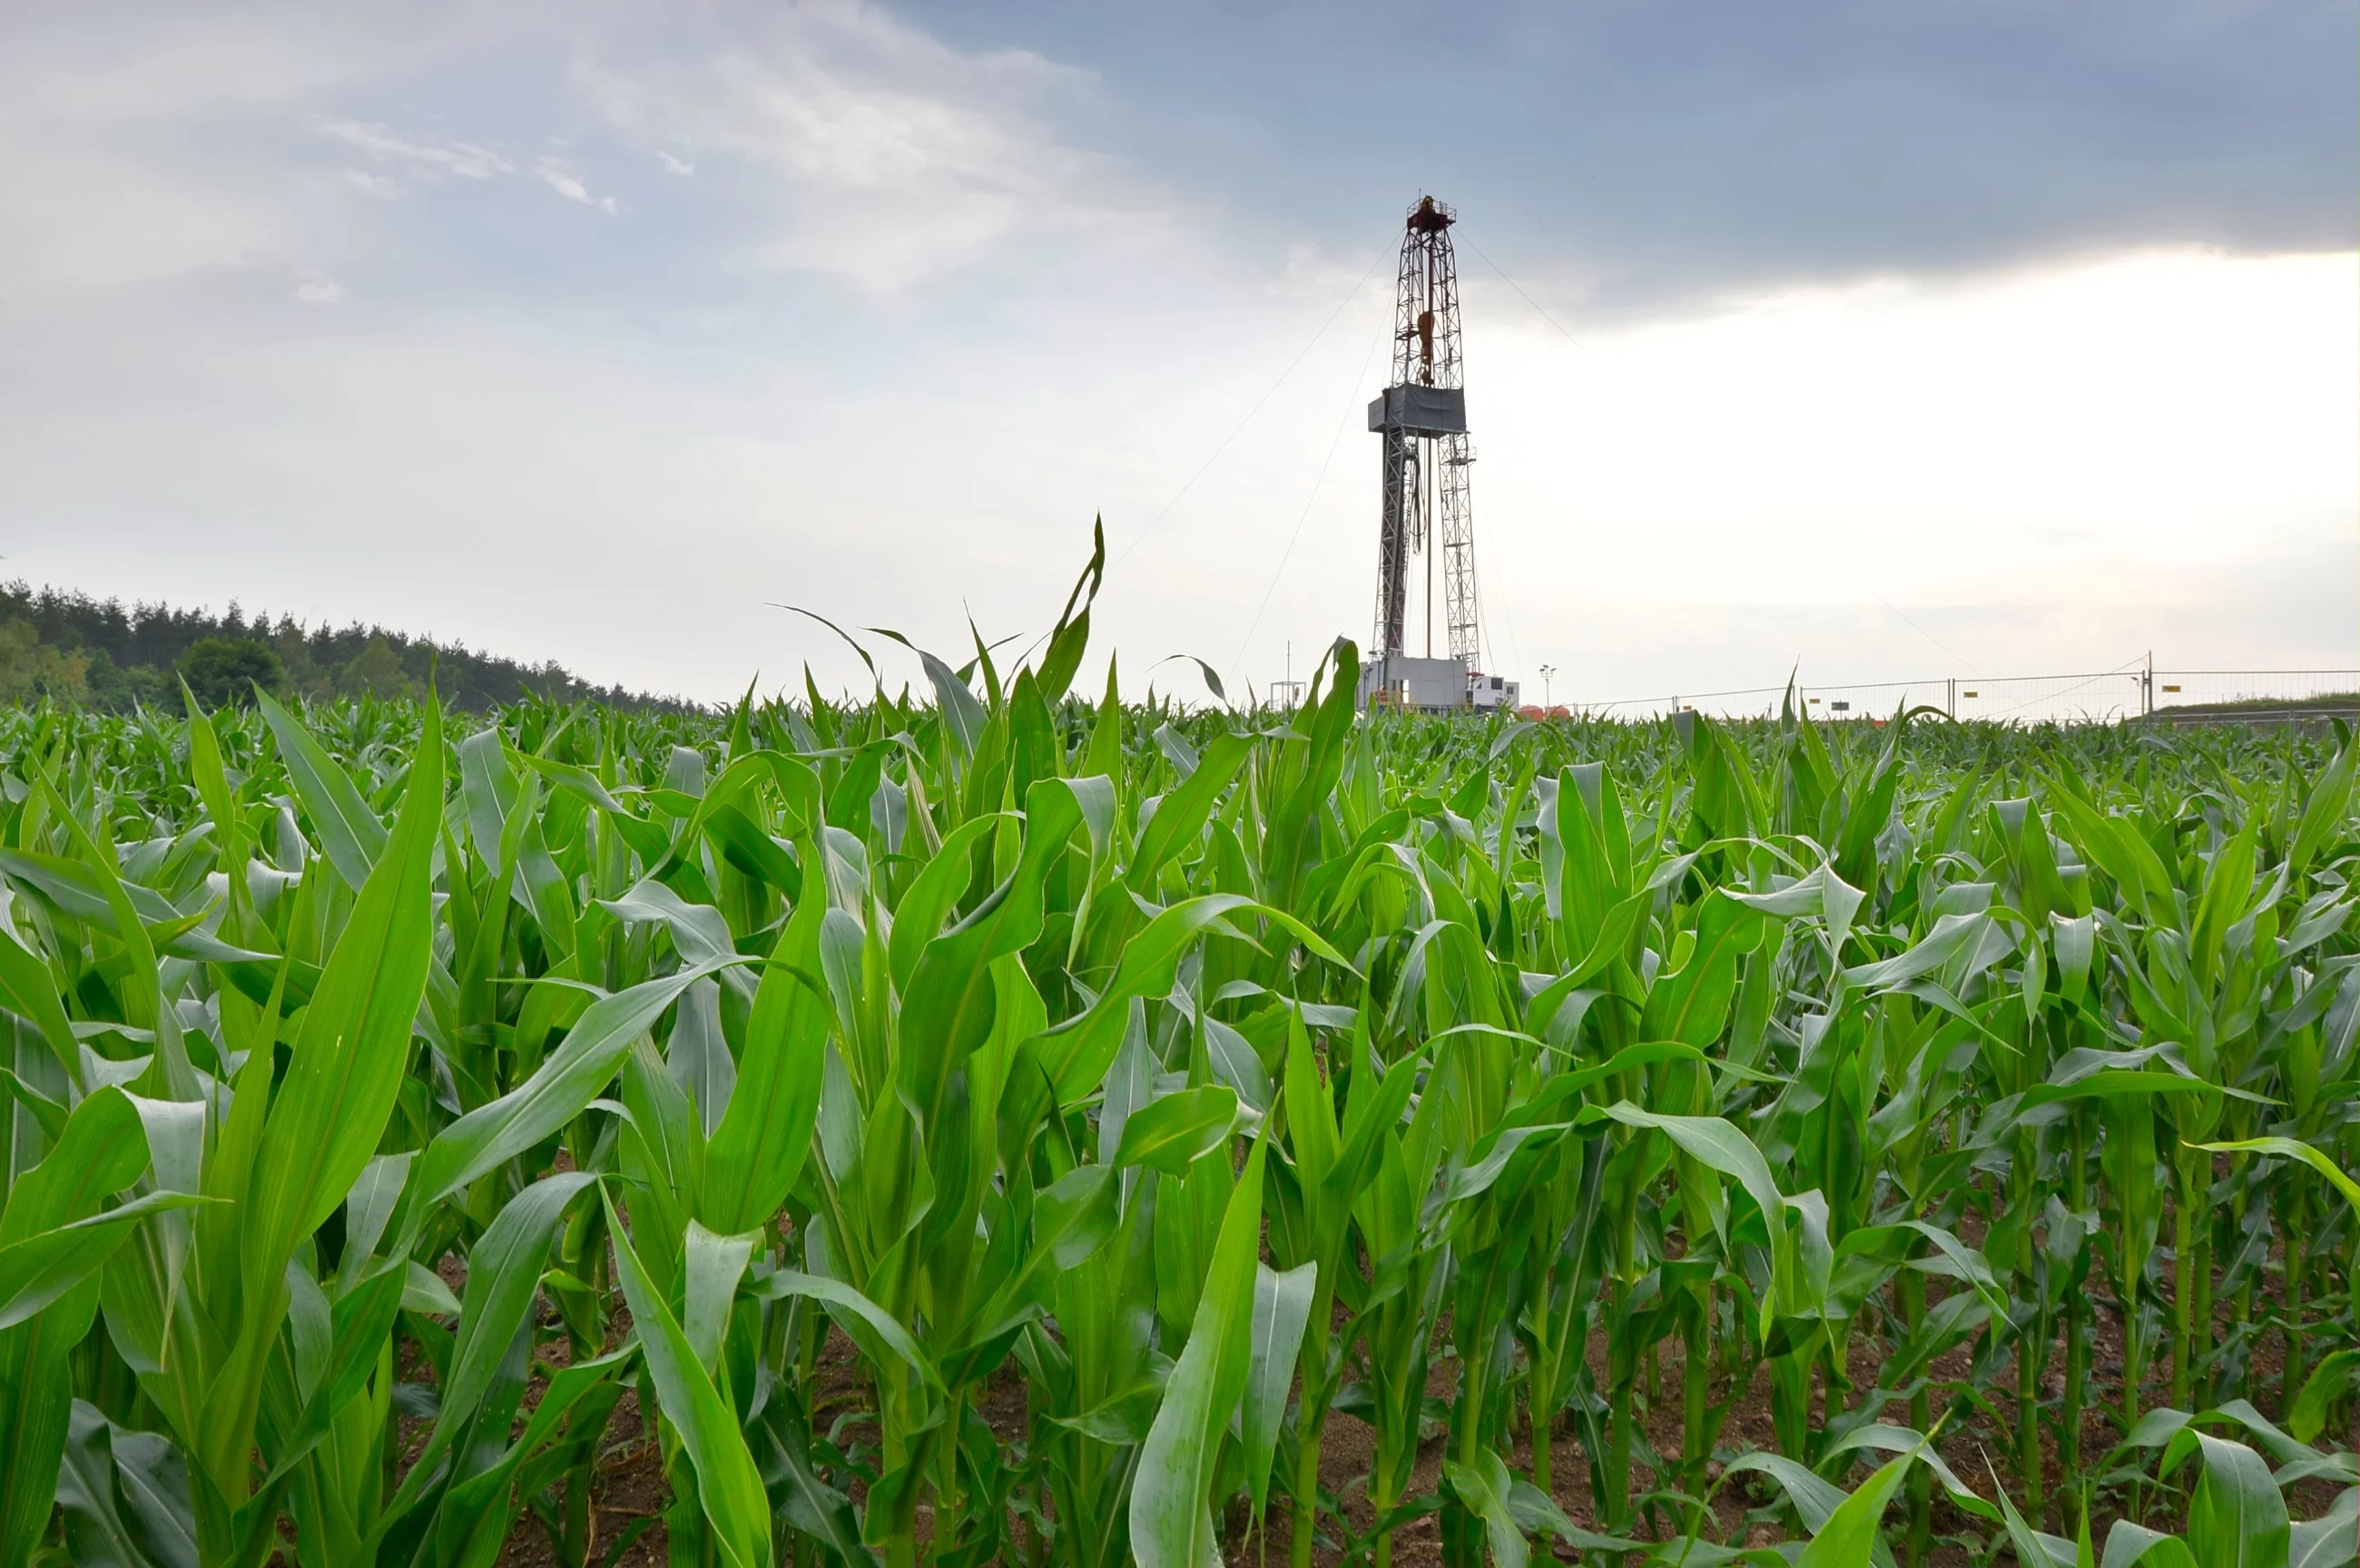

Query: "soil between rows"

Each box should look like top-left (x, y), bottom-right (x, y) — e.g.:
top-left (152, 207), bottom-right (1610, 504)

top-left (438, 1274), bottom-right (2355, 1568)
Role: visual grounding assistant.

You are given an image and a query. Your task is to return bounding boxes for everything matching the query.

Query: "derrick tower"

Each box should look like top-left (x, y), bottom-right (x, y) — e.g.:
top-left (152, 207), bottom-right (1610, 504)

top-left (1369, 194), bottom-right (1476, 666)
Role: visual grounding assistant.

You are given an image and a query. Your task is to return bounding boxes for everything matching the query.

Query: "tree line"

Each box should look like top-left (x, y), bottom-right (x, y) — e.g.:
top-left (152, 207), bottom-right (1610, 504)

top-left (0, 582), bottom-right (694, 711)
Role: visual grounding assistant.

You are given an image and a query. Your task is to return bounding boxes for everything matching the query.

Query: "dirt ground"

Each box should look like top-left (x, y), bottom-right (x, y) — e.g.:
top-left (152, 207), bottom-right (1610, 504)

top-left (453, 1279), bottom-right (2355, 1568)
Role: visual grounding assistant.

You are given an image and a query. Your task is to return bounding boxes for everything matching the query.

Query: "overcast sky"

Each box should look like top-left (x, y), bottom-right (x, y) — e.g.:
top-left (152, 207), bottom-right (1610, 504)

top-left (2, 0), bottom-right (2352, 706)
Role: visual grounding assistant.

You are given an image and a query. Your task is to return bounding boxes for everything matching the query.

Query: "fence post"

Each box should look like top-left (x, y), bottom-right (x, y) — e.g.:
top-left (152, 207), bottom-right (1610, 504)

top-left (1947, 678), bottom-right (1955, 720)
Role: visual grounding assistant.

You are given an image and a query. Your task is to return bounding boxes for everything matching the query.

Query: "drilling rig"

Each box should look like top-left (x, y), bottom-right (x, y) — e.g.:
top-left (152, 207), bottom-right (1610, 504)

top-left (1361, 196), bottom-right (1514, 712)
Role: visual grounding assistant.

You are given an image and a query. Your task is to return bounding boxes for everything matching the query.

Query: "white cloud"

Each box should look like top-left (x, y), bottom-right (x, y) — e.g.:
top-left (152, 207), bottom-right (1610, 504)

top-left (318, 118), bottom-right (510, 182)
top-left (532, 156), bottom-right (619, 214)
top-left (578, 0), bottom-right (1174, 286)
top-left (342, 167), bottom-right (403, 200)
top-left (655, 150), bottom-right (694, 176)
top-left (319, 114), bottom-right (628, 215)
top-left (293, 271), bottom-right (345, 303)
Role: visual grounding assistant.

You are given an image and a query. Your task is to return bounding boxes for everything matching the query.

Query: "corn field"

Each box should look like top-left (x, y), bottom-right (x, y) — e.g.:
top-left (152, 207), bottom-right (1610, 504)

top-left (1, 551), bottom-right (2355, 1568)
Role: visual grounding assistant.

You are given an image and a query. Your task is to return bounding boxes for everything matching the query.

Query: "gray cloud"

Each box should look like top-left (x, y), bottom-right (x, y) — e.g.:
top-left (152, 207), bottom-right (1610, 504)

top-left (11, 0), bottom-right (2341, 311)
top-left (904, 0), bottom-right (2355, 309)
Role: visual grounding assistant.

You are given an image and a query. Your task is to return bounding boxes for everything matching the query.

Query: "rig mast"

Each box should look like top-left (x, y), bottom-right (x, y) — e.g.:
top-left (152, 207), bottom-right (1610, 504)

top-left (1369, 195), bottom-right (1477, 666)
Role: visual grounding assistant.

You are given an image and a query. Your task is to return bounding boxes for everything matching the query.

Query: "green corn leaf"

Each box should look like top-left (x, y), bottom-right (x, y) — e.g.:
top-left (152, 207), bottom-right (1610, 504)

top-left (1640, 889), bottom-right (1771, 1044)
top-left (1241, 1260), bottom-right (1315, 1524)
top-left (702, 883), bottom-right (830, 1236)
top-left (252, 1255), bottom-right (408, 1488)
top-left (1132, 1131), bottom-right (1269, 1568)
top-left (423, 1172), bottom-right (597, 1471)
top-left (2196, 1137), bottom-right (2360, 1218)
top-left (0, 1084), bottom-right (152, 1568)
top-left (196, 701), bottom-right (442, 1513)
top-left (516, 751), bottom-right (672, 864)
top-left (1730, 861), bottom-right (1867, 953)
top-left (255, 688), bottom-right (388, 889)
top-left (899, 779), bottom-right (1087, 1127)
top-left (2164, 1428), bottom-right (2291, 1568)
top-left (1795, 1451), bottom-right (1913, 1568)
top-left (0, 845), bottom-right (127, 926)
top-left (1284, 1006), bottom-right (1340, 1194)
top-left (1587, 1102), bottom-right (1790, 1329)
top-left (2289, 731), bottom-right (2358, 874)
top-left (2286, 1352), bottom-right (2360, 1446)
top-left (1039, 895), bottom-right (1350, 1102)
top-left (913, 645), bottom-right (990, 758)
top-left (1263, 638), bottom-right (1357, 912)
top-left (0, 922), bottom-right (79, 1083)
top-left (56, 1400), bottom-right (157, 1568)
top-left (0, 1066), bottom-right (65, 1142)
top-left (2045, 776), bottom-right (2179, 926)
top-left (179, 684), bottom-right (241, 861)
top-left (1503, 1480), bottom-right (1599, 1556)
top-left (956, 1162), bottom-right (1121, 1350)
top-left (767, 1404), bottom-right (875, 1568)
top-left (243, 697), bottom-right (442, 1263)
top-left (1987, 1455), bottom-right (2071, 1567)
top-left (2099, 1523), bottom-right (2203, 1568)
top-left (108, 1417), bottom-right (196, 1568)
top-left (1129, 732), bottom-right (1254, 892)
top-left (683, 1220), bottom-right (756, 1372)
top-left (0, 1188), bottom-right (208, 1330)
top-left (0, 1084), bottom-right (152, 1244)
top-left (1582, 1108), bottom-right (1783, 1231)
top-left (1113, 1085), bottom-right (1239, 1175)
top-left (418, 956), bottom-right (752, 1204)
top-left (749, 1271), bottom-right (944, 1405)
top-left (1441, 1447), bottom-right (1528, 1568)
top-left (1722, 1452), bottom-right (1852, 1536)
top-left (604, 1191), bottom-right (774, 1568)
top-left (1031, 518), bottom-right (1105, 703)
top-left (2287, 1488), bottom-right (2356, 1568)
top-left (1826, 1426), bottom-right (1997, 1522)
top-left (883, 814), bottom-right (1005, 989)
top-left (1443, 1122), bottom-right (1574, 1206)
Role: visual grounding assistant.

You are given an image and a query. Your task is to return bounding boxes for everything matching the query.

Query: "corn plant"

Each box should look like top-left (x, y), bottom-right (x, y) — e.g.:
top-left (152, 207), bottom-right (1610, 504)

top-left (0, 534), bottom-right (2353, 1568)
